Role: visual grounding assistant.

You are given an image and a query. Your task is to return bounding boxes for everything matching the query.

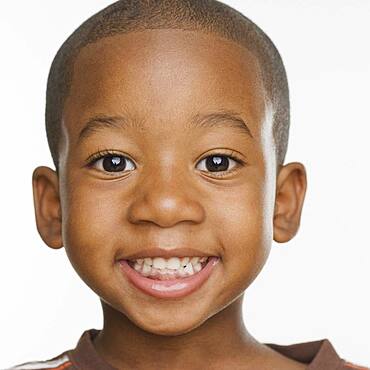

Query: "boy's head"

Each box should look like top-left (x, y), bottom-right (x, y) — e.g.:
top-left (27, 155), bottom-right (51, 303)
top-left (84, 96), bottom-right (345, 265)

top-left (32, 0), bottom-right (306, 335)
top-left (46, 0), bottom-right (290, 172)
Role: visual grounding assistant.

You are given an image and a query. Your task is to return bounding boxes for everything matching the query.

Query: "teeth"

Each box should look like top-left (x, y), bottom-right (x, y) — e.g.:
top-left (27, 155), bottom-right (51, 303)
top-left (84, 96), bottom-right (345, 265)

top-left (152, 257), bottom-right (166, 269)
top-left (167, 257), bottom-right (181, 270)
top-left (141, 263), bottom-right (151, 276)
top-left (144, 258), bottom-right (153, 266)
top-left (184, 263), bottom-right (194, 275)
top-left (193, 263), bottom-right (202, 273)
top-left (132, 256), bottom-right (209, 269)
top-left (128, 256), bottom-right (211, 280)
top-left (178, 266), bottom-right (187, 277)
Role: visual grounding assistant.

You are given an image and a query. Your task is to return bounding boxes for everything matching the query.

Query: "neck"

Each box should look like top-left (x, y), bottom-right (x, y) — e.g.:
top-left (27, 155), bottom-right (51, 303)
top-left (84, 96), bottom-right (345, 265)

top-left (93, 294), bottom-right (262, 370)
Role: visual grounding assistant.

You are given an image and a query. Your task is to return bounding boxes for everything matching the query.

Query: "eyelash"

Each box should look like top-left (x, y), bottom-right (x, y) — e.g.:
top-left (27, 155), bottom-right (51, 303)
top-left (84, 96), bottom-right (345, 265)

top-left (86, 149), bottom-right (246, 178)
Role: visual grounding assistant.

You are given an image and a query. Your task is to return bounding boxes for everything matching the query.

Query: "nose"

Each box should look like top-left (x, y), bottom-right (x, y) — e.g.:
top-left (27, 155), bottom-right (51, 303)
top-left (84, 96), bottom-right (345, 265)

top-left (127, 168), bottom-right (205, 228)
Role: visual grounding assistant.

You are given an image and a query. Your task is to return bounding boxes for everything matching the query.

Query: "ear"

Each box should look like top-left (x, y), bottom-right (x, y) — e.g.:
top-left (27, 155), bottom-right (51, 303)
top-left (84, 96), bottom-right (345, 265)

top-left (32, 166), bottom-right (63, 249)
top-left (273, 162), bottom-right (307, 243)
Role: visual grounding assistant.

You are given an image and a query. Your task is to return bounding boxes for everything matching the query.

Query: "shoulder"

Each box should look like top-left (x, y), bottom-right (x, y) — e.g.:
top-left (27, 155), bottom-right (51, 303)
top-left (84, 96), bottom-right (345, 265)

top-left (343, 360), bottom-right (370, 370)
top-left (4, 352), bottom-right (75, 370)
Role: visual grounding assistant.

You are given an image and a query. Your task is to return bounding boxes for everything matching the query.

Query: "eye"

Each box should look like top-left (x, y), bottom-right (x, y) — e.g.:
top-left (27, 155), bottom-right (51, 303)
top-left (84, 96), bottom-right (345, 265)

top-left (87, 150), bottom-right (135, 175)
top-left (196, 153), bottom-right (244, 177)
top-left (86, 150), bottom-right (245, 178)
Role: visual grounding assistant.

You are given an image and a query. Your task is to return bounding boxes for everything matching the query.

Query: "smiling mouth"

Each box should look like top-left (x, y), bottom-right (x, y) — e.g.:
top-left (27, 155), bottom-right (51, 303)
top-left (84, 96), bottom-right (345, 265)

top-left (126, 256), bottom-right (210, 281)
top-left (119, 256), bottom-right (220, 299)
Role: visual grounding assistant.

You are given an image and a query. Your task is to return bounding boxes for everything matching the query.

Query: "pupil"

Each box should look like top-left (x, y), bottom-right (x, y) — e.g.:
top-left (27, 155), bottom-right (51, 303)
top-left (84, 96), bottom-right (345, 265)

top-left (206, 156), bottom-right (228, 172)
top-left (103, 156), bottom-right (126, 172)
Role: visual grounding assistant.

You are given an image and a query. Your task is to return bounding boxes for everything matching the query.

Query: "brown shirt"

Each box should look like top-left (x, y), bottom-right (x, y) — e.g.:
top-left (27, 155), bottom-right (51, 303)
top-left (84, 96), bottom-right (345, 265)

top-left (7, 329), bottom-right (369, 370)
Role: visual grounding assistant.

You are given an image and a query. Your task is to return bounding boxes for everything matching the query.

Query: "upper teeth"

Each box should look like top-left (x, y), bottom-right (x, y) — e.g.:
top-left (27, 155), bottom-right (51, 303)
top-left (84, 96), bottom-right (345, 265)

top-left (129, 256), bottom-right (210, 279)
top-left (133, 256), bottom-right (208, 270)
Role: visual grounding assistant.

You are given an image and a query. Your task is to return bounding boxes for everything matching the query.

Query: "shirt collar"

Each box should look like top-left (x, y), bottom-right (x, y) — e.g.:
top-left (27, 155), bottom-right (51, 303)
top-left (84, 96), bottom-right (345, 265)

top-left (266, 338), bottom-right (344, 369)
top-left (67, 328), bottom-right (344, 370)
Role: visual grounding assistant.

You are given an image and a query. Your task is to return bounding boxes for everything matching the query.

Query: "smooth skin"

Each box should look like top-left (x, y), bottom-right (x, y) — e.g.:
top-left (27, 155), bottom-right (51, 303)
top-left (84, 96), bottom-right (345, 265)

top-left (32, 29), bottom-right (307, 370)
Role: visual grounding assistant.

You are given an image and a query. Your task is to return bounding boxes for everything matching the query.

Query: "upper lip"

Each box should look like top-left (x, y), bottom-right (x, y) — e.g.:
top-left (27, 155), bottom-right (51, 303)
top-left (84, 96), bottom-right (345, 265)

top-left (119, 247), bottom-right (217, 260)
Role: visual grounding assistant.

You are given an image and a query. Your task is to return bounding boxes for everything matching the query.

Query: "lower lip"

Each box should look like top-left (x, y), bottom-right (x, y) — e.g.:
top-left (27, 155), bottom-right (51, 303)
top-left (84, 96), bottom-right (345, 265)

top-left (118, 257), bottom-right (220, 299)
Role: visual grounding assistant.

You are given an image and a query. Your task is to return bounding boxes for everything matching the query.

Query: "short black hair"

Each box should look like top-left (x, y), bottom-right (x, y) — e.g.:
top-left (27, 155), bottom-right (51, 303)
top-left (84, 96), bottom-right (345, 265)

top-left (46, 0), bottom-right (289, 173)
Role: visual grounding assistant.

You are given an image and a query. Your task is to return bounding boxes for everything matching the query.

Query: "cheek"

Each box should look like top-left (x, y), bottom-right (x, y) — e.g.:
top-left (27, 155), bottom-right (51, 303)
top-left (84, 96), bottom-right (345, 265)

top-left (60, 182), bottom-right (121, 281)
top-left (213, 177), bottom-right (273, 288)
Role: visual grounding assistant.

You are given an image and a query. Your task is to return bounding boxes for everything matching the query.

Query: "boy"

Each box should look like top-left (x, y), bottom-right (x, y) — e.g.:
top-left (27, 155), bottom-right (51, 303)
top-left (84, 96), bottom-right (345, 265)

top-left (7, 0), bottom-right (368, 369)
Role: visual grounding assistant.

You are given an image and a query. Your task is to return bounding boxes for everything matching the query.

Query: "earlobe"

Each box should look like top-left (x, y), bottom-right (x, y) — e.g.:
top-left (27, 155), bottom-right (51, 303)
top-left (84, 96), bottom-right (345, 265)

top-left (32, 166), bottom-right (63, 249)
top-left (273, 162), bottom-right (307, 243)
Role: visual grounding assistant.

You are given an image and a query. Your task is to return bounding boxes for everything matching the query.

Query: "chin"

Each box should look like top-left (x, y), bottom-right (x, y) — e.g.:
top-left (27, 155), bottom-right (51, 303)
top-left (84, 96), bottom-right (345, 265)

top-left (125, 303), bottom-right (209, 336)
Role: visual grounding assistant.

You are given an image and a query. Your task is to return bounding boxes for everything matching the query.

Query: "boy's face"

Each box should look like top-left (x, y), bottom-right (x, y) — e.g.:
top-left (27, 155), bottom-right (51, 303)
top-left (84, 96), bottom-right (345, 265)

top-left (34, 29), bottom-right (306, 335)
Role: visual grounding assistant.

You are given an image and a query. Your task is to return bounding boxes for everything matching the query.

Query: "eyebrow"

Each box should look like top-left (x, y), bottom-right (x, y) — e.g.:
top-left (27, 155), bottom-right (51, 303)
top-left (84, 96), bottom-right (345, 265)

top-left (77, 109), bottom-right (253, 144)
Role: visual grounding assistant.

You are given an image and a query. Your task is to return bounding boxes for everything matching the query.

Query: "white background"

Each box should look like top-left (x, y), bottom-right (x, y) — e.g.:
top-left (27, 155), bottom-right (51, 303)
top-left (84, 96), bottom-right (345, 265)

top-left (1, 0), bottom-right (369, 368)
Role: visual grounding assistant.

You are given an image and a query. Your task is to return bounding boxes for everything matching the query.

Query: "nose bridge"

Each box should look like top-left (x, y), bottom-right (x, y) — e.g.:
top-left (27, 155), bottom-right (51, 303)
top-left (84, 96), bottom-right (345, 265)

top-left (127, 153), bottom-right (205, 227)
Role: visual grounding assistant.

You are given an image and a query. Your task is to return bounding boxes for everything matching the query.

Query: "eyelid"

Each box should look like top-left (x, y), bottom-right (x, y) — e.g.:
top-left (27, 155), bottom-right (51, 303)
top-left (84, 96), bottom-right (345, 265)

top-left (199, 149), bottom-right (245, 163)
top-left (85, 149), bottom-right (135, 166)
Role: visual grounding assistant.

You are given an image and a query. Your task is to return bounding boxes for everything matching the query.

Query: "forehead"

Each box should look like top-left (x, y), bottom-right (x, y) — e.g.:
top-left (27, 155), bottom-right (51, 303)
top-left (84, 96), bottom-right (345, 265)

top-left (62, 28), bottom-right (266, 144)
